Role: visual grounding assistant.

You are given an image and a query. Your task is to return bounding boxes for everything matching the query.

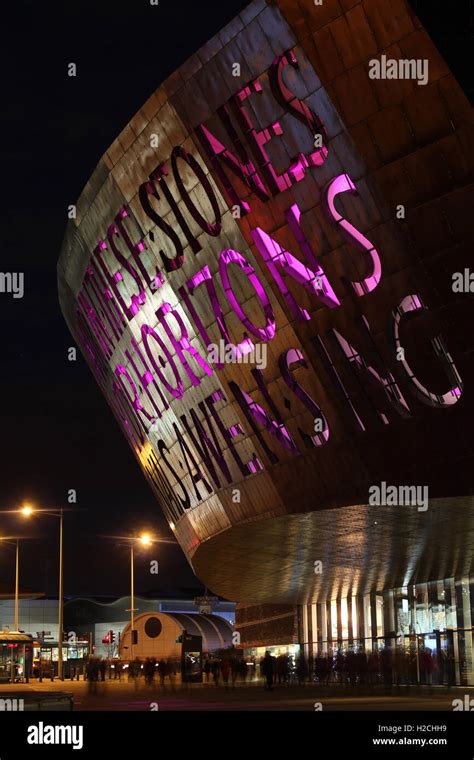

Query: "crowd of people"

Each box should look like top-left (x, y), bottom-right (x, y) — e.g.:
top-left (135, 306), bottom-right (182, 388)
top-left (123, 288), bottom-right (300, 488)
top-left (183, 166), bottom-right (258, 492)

top-left (84, 656), bottom-right (180, 692)
top-left (78, 645), bottom-right (457, 693)
top-left (203, 656), bottom-right (249, 689)
top-left (259, 646), bottom-right (457, 690)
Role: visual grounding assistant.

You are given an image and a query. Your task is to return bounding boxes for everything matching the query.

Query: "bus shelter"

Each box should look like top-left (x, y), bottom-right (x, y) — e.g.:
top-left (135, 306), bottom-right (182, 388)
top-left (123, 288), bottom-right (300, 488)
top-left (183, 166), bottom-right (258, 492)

top-left (0, 631), bottom-right (34, 683)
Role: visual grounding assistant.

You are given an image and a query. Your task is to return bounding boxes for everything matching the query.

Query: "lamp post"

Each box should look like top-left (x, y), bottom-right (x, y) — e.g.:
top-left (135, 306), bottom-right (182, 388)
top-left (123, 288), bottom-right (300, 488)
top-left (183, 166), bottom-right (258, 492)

top-left (21, 505), bottom-right (64, 680)
top-left (130, 542), bottom-right (135, 661)
top-left (0, 537), bottom-right (21, 632)
top-left (129, 533), bottom-right (151, 662)
top-left (0, 536), bottom-right (23, 683)
top-left (14, 539), bottom-right (19, 632)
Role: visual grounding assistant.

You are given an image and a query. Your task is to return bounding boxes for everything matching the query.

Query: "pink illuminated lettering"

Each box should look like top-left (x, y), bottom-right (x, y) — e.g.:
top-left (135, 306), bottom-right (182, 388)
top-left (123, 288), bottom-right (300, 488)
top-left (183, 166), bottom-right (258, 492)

top-left (125, 338), bottom-right (168, 416)
top-left (229, 378), bottom-right (297, 457)
top-left (143, 446), bottom-right (189, 519)
top-left (156, 440), bottom-right (191, 510)
top-left (75, 309), bottom-right (109, 389)
top-left (251, 205), bottom-right (340, 321)
top-left (219, 249), bottom-right (276, 343)
top-left (106, 219), bottom-right (146, 318)
top-left (171, 147), bottom-right (222, 237)
top-left (149, 162), bottom-right (202, 254)
top-left (180, 404), bottom-right (233, 489)
top-left (112, 207), bottom-right (160, 295)
top-left (141, 323), bottom-right (184, 400)
top-left (325, 174), bottom-right (381, 297)
top-left (114, 364), bottom-right (156, 431)
top-left (392, 295), bottom-right (463, 407)
top-left (172, 422), bottom-right (213, 503)
top-left (285, 204), bottom-right (340, 307)
top-left (329, 322), bottom-right (411, 425)
top-left (186, 265), bottom-right (254, 360)
top-left (270, 49), bottom-right (328, 175)
top-left (196, 100), bottom-right (272, 214)
top-left (156, 303), bottom-right (213, 386)
top-left (77, 289), bottom-right (114, 360)
top-left (138, 177), bottom-right (186, 272)
top-left (311, 334), bottom-right (366, 432)
top-left (204, 390), bottom-right (254, 477)
top-left (86, 256), bottom-right (127, 344)
top-left (231, 81), bottom-right (291, 195)
top-left (279, 348), bottom-right (330, 447)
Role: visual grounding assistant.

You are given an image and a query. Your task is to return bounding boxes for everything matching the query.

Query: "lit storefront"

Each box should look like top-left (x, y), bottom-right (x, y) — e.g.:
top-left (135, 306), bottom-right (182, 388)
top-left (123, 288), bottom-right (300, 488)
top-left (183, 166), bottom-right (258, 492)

top-left (300, 577), bottom-right (474, 686)
top-left (32, 639), bottom-right (90, 679)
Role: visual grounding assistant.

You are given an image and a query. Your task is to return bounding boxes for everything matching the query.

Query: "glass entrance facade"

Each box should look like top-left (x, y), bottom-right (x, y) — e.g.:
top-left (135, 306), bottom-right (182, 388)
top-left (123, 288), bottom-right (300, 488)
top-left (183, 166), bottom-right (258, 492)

top-left (300, 576), bottom-right (474, 686)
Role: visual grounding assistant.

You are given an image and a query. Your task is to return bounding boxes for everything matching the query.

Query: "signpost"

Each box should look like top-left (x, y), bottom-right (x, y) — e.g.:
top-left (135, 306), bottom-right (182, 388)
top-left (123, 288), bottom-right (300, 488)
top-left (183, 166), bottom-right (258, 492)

top-left (181, 632), bottom-right (202, 683)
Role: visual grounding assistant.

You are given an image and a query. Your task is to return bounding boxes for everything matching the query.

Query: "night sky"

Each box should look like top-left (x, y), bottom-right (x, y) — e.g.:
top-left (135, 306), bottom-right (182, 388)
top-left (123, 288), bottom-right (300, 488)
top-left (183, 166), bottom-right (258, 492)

top-left (0, 0), bottom-right (250, 599)
top-left (0, 1), bottom-right (472, 600)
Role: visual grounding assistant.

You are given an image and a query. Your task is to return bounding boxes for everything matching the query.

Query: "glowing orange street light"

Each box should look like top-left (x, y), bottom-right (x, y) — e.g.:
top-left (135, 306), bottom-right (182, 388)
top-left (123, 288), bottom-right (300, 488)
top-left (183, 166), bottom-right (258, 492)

top-left (19, 503), bottom-right (65, 681)
top-left (130, 533), bottom-right (153, 659)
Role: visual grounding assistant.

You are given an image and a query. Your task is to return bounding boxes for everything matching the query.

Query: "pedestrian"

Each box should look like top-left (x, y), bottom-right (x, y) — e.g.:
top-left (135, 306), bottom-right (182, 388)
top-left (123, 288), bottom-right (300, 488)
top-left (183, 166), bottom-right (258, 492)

top-left (204, 659), bottom-right (211, 683)
top-left (296, 653), bottom-right (309, 686)
top-left (158, 659), bottom-right (166, 688)
top-left (230, 657), bottom-right (239, 689)
top-left (261, 651), bottom-right (275, 691)
top-left (221, 659), bottom-right (230, 691)
top-left (212, 660), bottom-right (220, 687)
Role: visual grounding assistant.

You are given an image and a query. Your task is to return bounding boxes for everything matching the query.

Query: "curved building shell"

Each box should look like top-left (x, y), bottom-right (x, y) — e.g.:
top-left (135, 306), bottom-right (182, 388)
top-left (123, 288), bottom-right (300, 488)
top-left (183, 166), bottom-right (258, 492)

top-left (58, 0), bottom-right (473, 620)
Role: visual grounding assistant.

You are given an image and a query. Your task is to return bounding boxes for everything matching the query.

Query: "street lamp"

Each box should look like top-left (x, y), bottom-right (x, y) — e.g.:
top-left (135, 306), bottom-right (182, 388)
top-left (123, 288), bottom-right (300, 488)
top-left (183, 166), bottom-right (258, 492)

top-left (0, 537), bottom-right (21, 632)
top-left (129, 533), bottom-right (153, 661)
top-left (21, 505), bottom-right (64, 680)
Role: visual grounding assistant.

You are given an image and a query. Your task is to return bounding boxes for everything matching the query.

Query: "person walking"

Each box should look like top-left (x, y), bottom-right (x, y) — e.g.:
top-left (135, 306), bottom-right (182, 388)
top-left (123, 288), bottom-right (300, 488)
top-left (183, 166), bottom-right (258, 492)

top-left (261, 651), bottom-right (275, 691)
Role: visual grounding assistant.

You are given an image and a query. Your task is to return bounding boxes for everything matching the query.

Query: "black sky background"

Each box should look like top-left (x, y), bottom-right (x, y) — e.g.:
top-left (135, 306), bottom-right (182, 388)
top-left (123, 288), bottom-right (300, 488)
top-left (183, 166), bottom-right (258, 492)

top-left (0, 0), bottom-right (250, 600)
top-left (0, 0), bottom-right (472, 601)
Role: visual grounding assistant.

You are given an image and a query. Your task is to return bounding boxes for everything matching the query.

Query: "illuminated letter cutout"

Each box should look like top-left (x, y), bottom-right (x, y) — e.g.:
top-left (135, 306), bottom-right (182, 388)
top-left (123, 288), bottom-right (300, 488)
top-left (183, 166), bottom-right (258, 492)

top-left (279, 348), bottom-right (329, 448)
top-left (391, 295), bottom-right (463, 407)
top-left (155, 303), bottom-right (213, 387)
top-left (330, 324), bottom-right (411, 425)
top-left (229, 379), bottom-right (298, 458)
top-left (270, 49), bottom-right (328, 178)
top-left (219, 249), bottom-right (276, 343)
top-left (231, 81), bottom-right (291, 195)
top-left (186, 265), bottom-right (254, 360)
top-left (171, 146), bottom-right (222, 237)
top-left (114, 364), bottom-right (156, 429)
top-left (106, 220), bottom-right (147, 318)
top-left (138, 178), bottom-right (186, 272)
top-left (251, 203), bottom-right (340, 321)
top-left (196, 105), bottom-right (270, 216)
top-left (325, 174), bottom-right (381, 297)
top-left (141, 323), bottom-right (184, 400)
